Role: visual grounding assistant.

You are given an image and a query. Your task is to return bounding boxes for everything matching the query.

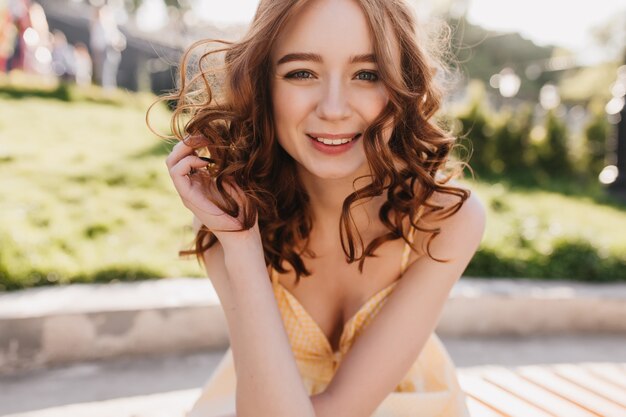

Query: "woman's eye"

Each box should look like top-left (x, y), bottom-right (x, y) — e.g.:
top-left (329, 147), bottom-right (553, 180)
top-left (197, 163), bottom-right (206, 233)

top-left (285, 70), bottom-right (314, 80)
top-left (355, 71), bottom-right (379, 82)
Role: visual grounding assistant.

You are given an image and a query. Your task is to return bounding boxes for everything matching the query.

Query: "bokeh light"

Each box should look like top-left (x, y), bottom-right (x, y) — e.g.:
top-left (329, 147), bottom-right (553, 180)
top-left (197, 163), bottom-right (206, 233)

top-left (599, 165), bottom-right (619, 184)
top-left (539, 84), bottom-right (561, 110)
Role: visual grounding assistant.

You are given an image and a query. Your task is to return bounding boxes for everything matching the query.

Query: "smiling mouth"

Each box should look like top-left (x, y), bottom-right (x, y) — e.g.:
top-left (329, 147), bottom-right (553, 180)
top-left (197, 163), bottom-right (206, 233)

top-left (307, 134), bottom-right (362, 146)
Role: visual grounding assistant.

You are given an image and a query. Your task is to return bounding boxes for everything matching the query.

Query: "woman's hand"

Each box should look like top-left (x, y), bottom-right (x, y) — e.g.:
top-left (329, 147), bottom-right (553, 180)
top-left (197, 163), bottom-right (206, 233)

top-left (165, 135), bottom-right (261, 248)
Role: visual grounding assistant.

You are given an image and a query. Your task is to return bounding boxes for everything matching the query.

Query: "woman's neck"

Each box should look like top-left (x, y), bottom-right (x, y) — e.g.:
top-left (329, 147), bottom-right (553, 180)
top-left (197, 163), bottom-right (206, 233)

top-left (298, 165), bottom-right (386, 246)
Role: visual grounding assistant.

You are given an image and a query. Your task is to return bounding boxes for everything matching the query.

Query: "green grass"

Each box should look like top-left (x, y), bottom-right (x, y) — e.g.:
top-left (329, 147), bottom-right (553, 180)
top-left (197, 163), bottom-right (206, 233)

top-left (0, 83), bottom-right (205, 290)
top-left (470, 179), bottom-right (626, 256)
top-left (0, 79), bottom-right (625, 290)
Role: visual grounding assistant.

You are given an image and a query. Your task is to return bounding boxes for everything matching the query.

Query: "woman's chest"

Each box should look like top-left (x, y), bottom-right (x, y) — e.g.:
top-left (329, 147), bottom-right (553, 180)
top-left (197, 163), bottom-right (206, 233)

top-left (275, 238), bottom-right (412, 351)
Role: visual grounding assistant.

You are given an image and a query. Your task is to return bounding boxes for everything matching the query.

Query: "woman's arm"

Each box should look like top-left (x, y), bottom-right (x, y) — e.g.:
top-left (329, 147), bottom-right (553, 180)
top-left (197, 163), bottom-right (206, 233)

top-left (203, 192), bottom-right (484, 417)
top-left (212, 234), bottom-right (317, 417)
top-left (194, 219), bottom-right (330, 417)
top-left (167, 139), bottom-right (318, 417)
top-left (319, 193), bottom-right (486, 417)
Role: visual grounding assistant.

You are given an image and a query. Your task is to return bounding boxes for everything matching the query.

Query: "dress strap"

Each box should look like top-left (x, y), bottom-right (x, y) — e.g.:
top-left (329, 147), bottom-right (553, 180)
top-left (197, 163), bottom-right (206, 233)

top-left (400, 205), bottom-right (425, 274)
top-left (269, 265), bottom-right (279, 287)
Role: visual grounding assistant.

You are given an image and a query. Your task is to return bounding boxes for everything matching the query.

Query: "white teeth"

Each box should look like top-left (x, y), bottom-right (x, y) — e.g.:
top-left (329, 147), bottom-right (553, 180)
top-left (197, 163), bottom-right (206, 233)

top-left (315, 137), bottom-right (352, 145)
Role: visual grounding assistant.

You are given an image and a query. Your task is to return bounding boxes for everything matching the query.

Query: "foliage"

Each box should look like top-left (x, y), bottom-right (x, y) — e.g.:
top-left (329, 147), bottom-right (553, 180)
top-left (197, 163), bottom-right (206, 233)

top-left (448, 17), bottom-right (556, 100)
top-left (559, 62), bottom-right (620, 103)
top-left (0, 71), bottom-right (157, 109)
top-left (0, 81), bottom-right (204, 292)
top-left (0, 81), bottom-right (624, 291)
top-left (453, 81), bottom-right (494, 174)
top-left (583, 109), bottom-right (612, 178)
top-left (489, 104), bottom-right (534, 175)
top-left (451, 81), bottom-right (612, 187)
top-left (535, 109), bottom-right (573, 177)
top-left (463, 180), bottom-right (626, 283)
top-left (465, 236), bottom-right (626, 283)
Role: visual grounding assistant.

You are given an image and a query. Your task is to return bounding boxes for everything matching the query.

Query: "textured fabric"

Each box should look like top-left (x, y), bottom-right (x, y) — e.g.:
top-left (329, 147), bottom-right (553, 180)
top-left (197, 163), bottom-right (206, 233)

top-left (186, 211), bottom-right (471, 416)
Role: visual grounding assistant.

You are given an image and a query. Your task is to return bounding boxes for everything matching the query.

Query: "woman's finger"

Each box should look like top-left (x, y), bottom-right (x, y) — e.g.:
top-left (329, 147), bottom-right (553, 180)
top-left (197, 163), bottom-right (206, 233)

top-left (169, 155), bottom-right (210, 194)
top-left (165, 140), bottom-right (195, 169)
top-left (165, 134), bottom-right (209, 169)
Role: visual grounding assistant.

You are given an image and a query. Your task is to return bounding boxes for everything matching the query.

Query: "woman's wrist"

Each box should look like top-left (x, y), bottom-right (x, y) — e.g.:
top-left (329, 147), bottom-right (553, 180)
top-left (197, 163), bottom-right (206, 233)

top-left (219, 230), bottom-right (265, 269)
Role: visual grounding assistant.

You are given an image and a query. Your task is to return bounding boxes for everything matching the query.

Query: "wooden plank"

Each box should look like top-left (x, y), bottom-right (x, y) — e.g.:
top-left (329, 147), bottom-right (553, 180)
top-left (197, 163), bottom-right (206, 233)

top-left (583, 363), bottom-right (626, 388)
top-left (518, 366), bottom-right (626, 417)
top-left (553, 364), bottom-right (626, 407)
top-left (458, 374), bottom-right (554, 417)
top-left (480, 366), bottom-right (599, 417)
top-left (465, 396), bottom-right (506, 417)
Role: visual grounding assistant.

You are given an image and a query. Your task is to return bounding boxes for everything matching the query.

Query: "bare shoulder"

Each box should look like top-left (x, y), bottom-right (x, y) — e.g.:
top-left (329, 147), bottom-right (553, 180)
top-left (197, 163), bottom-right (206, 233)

top-left (428, 179), bottom-right (486, 254)
top-left (324, 182), bottom-right (485, 416)
top-left (408, 181), bottom-right (486, 265)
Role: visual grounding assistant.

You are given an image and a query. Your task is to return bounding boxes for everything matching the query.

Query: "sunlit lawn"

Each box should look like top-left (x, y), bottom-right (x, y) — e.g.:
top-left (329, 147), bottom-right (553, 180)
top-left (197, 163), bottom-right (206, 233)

top-left (471, 180), bottom-right (626, 259)
top-left (0, 91), bottom-right (205, 289)
top-left (0, 86), bottom-right (625, 290)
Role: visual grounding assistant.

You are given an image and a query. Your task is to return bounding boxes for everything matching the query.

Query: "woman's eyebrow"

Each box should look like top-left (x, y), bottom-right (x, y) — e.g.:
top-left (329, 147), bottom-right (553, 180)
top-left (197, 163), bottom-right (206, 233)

top-left (276, 52), bottom-right (377, 65)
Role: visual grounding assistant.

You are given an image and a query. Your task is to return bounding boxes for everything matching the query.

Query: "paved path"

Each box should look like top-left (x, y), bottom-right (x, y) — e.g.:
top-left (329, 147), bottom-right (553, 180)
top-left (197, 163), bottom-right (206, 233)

top-left (2, 334), bottom-right (626, 417)
top-left (3, 277), bottom-right (626, 374)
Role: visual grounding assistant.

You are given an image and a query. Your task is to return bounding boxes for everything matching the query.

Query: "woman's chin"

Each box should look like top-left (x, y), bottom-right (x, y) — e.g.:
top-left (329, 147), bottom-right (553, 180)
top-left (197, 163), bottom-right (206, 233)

top-left (299, 162), bottom-right (369, 182)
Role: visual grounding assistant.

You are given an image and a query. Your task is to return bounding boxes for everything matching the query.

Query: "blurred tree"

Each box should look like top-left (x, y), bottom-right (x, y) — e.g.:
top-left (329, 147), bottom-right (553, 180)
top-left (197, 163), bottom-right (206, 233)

top-left (453, 81), bottom-right (494, 176)
top-left (535, 110), bottom-right (572, 178)
top-left (449, 85), bottom-right (612, 184)
top-left (559, 62), bottom-right (619, 103)
top-left (583, 108), bottom-right (611, 178)
top-left (492, 104), bottom-right (534, 175)
top-left (447, 17), bottom-right (556, 100)
top-left (590, 11), bottom-right (626, 194)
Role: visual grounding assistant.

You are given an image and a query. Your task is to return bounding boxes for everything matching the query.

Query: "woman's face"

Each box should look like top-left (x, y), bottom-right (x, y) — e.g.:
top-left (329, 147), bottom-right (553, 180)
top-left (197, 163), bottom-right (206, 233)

top-left (270, 0), bottom-right (400, 181)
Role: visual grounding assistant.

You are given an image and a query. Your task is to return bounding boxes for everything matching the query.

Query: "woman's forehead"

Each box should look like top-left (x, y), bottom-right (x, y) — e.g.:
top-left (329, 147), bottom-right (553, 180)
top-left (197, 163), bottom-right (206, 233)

top-left (272, 0), bottom-right (371, 59)
top-left (271, 0), bottom-right (400, 67)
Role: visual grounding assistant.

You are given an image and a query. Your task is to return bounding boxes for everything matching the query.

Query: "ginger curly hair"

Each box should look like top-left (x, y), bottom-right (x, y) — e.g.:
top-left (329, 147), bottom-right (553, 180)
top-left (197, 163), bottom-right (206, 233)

top-left (148, 0), bottom-right (472, 283)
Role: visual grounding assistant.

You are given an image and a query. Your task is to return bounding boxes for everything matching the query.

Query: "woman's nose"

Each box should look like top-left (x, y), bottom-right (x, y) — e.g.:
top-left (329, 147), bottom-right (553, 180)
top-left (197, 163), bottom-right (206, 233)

top-left (316, 77), bottom-right (352, 121)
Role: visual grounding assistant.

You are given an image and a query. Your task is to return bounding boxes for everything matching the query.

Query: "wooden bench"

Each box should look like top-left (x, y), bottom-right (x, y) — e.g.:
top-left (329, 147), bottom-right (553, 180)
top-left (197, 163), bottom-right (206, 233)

top-left (458, 362), bottom-right (626, 417)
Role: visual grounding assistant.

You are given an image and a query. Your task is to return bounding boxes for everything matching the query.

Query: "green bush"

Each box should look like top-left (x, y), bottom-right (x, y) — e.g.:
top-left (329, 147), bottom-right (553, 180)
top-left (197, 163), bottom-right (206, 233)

top-left (455, 99), bottom-right (494, 175)
top-left (490, 105), bottom-right (535, 176)
top-left (0, 266), bottom-right (165, 291)
top-left (73, 265), bottom-right (164, 284)
top-left (0, 254), bottom-right (10, 291)
top-left (546, 239), bottom-right (603, 280)
top-left (464, 237), bottom-right (626, 283)
top-left (0, 81), bottom-right (71, 101)
top-left (583, 110), bottom-right (611, 178)
top-left (535, 110), bottom-right (573, 177)
top-left (451, 84), bottom-right (605, 185)
top-left (1, 80), bottom-right (624, 290)
top-left (0, 73), bottom-right (157, 109)
top-left (463, 248), bottom-right (525, 277)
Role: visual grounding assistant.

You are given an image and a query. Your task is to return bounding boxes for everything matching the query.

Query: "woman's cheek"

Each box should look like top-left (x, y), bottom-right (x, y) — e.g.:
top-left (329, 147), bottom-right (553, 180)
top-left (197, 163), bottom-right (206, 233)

top-left (272, 86), bottom-right (307, 155)
top-left (274, 85), bottom-right (311, 124)
top-left (361, 86), bottom-right (392, 141)
top-left (351, 83), bottom-right (385, 110)
top-left (373, 84), bottom-right (390, 110)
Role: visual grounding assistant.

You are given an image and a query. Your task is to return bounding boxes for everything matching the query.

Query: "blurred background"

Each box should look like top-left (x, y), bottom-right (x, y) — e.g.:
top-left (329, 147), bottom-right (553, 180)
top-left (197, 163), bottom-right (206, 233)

top-left (0, 0), bottom-right (624, 290)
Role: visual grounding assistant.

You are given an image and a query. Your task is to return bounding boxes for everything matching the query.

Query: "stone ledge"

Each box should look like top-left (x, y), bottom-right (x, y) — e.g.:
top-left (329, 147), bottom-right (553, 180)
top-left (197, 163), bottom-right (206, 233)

top-left (1, 277), bottom-right (625, 374)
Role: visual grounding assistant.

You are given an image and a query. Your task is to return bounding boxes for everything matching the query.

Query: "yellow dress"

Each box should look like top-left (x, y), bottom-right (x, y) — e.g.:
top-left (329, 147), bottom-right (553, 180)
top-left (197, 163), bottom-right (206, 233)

top-left (186, 225), bottom-right (471, 417)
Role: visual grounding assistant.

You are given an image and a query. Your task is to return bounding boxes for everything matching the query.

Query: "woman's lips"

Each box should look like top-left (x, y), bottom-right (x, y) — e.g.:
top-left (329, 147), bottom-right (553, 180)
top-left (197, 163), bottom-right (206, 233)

top-left (307, 133), bottom-right (361, 155)
top-left (307, 132), bottom-right (360, 139)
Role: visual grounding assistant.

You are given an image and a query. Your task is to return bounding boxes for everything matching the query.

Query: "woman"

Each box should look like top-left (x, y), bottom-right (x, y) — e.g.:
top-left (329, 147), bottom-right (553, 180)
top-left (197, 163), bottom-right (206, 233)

top-left (159, 0), bottom-right (485, 415)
